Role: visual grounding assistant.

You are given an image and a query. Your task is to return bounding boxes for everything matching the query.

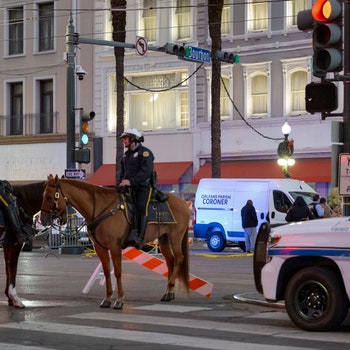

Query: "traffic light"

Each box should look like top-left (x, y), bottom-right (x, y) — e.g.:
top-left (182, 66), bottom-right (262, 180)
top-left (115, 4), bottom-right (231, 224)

top-left (79, 110), bottom-right (95, 147)
top-left (312, 0), bottom-right (342, 77)
top-left (74, 148), bottom-right (90, 164)
top-left (214, 50), bottom-right (240, 64)
top-left (305, 81), bottom-right (338, 114)
top-left (164, 43), bottom-right (185, 57)
top-left (297, 0), bottom-right (343, 78)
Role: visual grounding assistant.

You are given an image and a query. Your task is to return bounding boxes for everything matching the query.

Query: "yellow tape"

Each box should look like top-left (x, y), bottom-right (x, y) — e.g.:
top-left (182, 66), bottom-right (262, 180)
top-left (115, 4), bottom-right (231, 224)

top-left (191, 252), bottom-right (253, 258)
top-left (0, 195), bottom-right (9, 207)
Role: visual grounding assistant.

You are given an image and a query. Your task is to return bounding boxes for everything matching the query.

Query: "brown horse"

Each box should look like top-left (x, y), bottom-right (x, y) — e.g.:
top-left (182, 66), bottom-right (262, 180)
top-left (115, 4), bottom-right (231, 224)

top-left (1, 181), bottom-right (46, 308)
top-left (40, 174), bottom-right (190, 309)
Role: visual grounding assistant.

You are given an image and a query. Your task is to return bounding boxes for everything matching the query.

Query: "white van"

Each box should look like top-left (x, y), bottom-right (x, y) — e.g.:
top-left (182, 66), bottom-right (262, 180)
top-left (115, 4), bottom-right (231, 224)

top-left (193, 178), bottom-right (317, 252)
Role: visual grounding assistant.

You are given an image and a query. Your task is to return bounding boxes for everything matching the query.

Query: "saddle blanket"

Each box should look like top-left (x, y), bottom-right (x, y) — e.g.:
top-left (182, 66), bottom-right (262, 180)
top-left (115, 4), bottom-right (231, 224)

top-left (147, 200), bottom-right (177, 224)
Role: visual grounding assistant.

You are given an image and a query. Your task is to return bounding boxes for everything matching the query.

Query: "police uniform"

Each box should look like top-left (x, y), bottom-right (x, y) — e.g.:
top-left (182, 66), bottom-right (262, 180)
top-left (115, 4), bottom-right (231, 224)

top-left (0, 180), bottom-right (29, 244)
top-left (119, 143), bottom-right (154, 214)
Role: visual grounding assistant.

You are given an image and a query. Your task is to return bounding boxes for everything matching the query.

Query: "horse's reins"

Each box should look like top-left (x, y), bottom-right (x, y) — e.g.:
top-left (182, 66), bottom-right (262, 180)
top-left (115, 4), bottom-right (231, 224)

top-left (51, 180), bottom-right (126, 250)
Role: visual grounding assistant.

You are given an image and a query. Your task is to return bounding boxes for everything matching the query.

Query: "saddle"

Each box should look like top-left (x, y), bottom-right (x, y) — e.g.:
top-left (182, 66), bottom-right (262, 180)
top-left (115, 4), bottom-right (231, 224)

top-left (121, 189), bottom-right (177, 226)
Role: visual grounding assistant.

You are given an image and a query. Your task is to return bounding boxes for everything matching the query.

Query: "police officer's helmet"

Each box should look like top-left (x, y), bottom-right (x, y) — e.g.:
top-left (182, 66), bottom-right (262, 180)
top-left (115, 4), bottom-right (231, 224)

top-left (120, 128), bottom-right (144, 143)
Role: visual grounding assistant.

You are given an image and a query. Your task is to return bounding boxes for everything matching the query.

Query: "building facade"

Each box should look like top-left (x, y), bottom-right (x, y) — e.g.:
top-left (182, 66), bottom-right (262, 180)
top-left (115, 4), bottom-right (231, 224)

top-left (89, 0), bottom-right (338, 198)
top-left (0, 0), bottom-right (94, 182)
top-left (0, 1), bottom-right (340, 200)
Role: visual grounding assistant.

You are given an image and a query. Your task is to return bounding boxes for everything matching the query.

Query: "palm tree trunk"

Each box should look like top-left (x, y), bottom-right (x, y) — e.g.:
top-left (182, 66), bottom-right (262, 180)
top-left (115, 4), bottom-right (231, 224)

top-left (111, 0), bottom-right (127, 185)
top-left (208, 0), bottom-right (224, 178)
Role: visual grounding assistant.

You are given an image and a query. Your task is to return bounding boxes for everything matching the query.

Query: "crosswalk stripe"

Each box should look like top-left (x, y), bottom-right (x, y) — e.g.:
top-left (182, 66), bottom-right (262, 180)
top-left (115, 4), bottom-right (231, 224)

top-left (133, 304), bottom-right (212, 312)
top-left (0, 345), bottom-right (48, 350)
top-left (0, 321), bottom-right (314, 350)
top-left (67, 311), bottom-right (350, 344)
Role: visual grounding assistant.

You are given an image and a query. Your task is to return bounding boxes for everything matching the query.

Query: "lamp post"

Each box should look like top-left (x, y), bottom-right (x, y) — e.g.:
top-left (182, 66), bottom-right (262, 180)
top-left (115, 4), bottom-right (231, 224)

top-left (277, 122), bottom-right (295, 178)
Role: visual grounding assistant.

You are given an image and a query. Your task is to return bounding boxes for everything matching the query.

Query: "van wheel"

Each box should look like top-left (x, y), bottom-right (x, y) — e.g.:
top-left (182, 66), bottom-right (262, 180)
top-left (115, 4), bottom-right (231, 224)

top-left (207, 232), bottom-right (225, 252)
top-left (285, 267), bottom-right (349, 331)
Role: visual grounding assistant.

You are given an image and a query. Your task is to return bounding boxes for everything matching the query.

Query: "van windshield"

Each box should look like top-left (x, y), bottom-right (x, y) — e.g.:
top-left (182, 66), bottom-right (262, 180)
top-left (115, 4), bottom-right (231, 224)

top-left (289, 192), bottom-right (316, 205)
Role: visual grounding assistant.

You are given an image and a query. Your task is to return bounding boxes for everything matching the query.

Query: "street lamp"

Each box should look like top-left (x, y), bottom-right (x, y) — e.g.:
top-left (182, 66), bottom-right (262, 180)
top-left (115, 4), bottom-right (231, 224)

top-left (277, 122), bottom-right (295, 178)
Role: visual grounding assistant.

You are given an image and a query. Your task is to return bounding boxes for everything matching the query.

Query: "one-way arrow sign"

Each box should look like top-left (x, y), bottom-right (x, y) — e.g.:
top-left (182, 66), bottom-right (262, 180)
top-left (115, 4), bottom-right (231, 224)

top-left (65, 169), bottom-right (86, 180)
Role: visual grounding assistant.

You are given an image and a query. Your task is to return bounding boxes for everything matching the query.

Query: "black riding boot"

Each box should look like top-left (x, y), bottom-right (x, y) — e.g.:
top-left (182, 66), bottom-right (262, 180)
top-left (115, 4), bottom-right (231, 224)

top-left (5, 205), bottom-right (28, 245)
top-left (137, 215), bottom-right (148, 247)
top-left (123, 215), bottom-right (147, 250)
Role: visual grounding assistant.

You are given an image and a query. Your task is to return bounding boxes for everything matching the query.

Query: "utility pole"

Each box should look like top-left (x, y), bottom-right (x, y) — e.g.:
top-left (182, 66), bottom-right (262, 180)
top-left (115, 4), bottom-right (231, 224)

top-left (342, 0), bottom-right (350, 215)
top-left (65, 13), bottom-right (76, 169)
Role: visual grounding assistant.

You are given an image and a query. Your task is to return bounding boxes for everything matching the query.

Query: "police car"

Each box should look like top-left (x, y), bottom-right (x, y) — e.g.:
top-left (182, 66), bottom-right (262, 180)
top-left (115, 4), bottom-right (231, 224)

top-left (254, 218), bottom-right (350, 332)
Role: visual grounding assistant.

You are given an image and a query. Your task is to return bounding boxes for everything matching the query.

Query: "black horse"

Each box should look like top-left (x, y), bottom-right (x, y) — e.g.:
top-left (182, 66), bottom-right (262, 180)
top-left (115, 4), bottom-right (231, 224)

top-left (1, 181), bottom-right (46, 308)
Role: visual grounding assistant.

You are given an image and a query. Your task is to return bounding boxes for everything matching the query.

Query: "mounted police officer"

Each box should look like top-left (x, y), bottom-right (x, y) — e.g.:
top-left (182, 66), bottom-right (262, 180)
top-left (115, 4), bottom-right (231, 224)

top-left (0, 180), bottom-right (31, 245)
top-left (118, 128), bottom-right (154, 249)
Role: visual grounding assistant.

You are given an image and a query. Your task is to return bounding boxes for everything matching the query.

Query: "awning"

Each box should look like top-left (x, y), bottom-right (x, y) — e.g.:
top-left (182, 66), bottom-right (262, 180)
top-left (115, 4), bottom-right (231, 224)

top-left (87, 162), bottom-right (192, 187)
top-left (191, 158), bottom-right (331, 184)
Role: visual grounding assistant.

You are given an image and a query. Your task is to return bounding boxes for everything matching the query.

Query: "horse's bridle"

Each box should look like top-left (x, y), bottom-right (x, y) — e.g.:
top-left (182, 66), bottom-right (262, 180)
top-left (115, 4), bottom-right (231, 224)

top-left (41, 180), bottom-right (68, 225)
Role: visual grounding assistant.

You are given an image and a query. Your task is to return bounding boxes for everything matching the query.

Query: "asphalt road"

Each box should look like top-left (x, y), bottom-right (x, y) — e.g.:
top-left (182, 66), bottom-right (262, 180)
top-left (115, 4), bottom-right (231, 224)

top-left (0, 239), bottom-right (349, 350)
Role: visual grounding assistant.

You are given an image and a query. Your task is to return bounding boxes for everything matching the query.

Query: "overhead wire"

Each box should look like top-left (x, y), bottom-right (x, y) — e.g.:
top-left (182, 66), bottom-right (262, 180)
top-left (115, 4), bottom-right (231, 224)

top-left (0, 0), bottom-right (299, 141)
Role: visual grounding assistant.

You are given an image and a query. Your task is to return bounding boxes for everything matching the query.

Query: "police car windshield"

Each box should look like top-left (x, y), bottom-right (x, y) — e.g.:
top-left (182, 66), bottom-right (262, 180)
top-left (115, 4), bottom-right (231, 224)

top-left (289, 192), bottom-right (315, 205)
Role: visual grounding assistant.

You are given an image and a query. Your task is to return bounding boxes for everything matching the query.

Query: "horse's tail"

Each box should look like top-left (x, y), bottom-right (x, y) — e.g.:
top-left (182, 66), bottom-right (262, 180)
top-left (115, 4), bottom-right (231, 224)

top-left (179, 226), bottom-right (190, 293)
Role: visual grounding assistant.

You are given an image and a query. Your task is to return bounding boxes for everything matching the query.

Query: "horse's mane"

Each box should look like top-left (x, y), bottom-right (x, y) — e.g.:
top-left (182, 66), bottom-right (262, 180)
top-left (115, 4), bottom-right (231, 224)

top-left (11, 181), bottom-right (47, 219)
top-left (13, 181), bottom-right (46, 196)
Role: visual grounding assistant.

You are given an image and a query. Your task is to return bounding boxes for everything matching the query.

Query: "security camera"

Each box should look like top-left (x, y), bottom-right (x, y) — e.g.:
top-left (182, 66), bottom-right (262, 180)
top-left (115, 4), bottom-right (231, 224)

top-left (75, 65), bottom-right (87, 81)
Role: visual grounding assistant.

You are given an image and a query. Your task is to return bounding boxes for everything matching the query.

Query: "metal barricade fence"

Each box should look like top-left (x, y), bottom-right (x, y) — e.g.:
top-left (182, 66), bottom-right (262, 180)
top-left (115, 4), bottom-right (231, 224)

top-left (48, 216), bottom-right (90, 254)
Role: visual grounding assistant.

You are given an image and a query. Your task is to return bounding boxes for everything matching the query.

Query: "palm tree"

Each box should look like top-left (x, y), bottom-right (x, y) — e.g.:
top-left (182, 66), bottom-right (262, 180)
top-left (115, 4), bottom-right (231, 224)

top-left (110, 0), bottom-right (127, 185)
top-left (109, 1), bottom-right (224, 181)
top-left (208, 0), bottom-right (224, 178)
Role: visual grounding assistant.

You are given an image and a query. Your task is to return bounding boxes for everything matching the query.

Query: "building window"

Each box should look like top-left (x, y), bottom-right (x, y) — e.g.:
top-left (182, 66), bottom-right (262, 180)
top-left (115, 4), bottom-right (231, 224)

top-left (179, 91), bottom-right (189, 127)
top-left (10, 82), bottom-right (23, 136)
top-left (38, 2), bottom-right (54, 51)
top-left (141, 0), bottom-right (157, 42)
top-left (104, 0), bottom-right (113, 40)
top-left (286, 0), bottom-right (309, 28)
top-left (220, 76), bottom-right (231, 120)
top-left (243, 62), bottom-right (271, 118)
top-left (206, 71), bottom-right (232, 121)
top-left (206, 69), bottom-right (233, 121)
top-left (39, 80), bottom-right (54, 133)
top-left (281, 57), bottom-right (311, 116)
top-left (175, 0), bottom-right (191, 40)
top-left (108, 72), bottom-right (189, 133)
top-left (221, 0), bottom-right (230, 35)
top-left (8, 7), bottom-right (24, 55)
top-left (251, 75), bottom-right (268, 116)
top-left (248, 0), bottom-right (268, 32)
top-left (290, 71), bottom-right (307, 114)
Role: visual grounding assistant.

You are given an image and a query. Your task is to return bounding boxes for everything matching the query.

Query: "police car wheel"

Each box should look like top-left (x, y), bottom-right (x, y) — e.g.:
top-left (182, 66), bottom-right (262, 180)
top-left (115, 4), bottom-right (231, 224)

top-left (285, 266), bottom-right (348, 331)
top-left (207, 231), bottom-right (225, 252)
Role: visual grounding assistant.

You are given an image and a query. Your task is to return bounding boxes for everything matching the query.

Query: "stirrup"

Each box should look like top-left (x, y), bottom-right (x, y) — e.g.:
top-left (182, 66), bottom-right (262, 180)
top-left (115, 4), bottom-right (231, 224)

top-left (122, 229), bottom-right (142, 249)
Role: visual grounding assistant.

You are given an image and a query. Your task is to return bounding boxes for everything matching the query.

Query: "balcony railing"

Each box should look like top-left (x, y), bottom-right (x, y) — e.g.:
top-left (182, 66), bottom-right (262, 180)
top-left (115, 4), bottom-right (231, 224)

top-left (0, 112), bottom-right (58, 136)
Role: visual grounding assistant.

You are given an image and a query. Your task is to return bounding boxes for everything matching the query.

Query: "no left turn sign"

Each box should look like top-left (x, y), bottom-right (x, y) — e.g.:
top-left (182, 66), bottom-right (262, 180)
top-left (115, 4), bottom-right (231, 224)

top-left (136, 37), bottom-right (148, 56)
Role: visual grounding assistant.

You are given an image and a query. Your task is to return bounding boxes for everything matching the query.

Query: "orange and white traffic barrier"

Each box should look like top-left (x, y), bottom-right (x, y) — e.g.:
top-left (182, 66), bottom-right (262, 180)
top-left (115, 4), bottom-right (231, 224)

top-left (186, 201), bottom-right (193, 230)
top-left (82, 247), bottom-right (213, 298)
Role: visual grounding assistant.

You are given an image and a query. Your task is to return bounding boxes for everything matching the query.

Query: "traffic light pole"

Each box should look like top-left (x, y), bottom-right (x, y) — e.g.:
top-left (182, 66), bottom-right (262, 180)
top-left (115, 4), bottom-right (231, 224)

top-left (66, 14), bottom-right (76, 169)
top-left (343, 0), bottom-right (350, 215)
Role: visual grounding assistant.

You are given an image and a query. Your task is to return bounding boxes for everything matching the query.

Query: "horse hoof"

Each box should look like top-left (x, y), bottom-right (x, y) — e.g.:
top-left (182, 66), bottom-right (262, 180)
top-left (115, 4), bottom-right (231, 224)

top-left (99, 299), bottom-right (112, 308)
top-left (160, 292), bottom-right (175, 302)
top-left (113, 301), bottom-right (124, 310)
top-left (14, 301), bottom-right (25, 309)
